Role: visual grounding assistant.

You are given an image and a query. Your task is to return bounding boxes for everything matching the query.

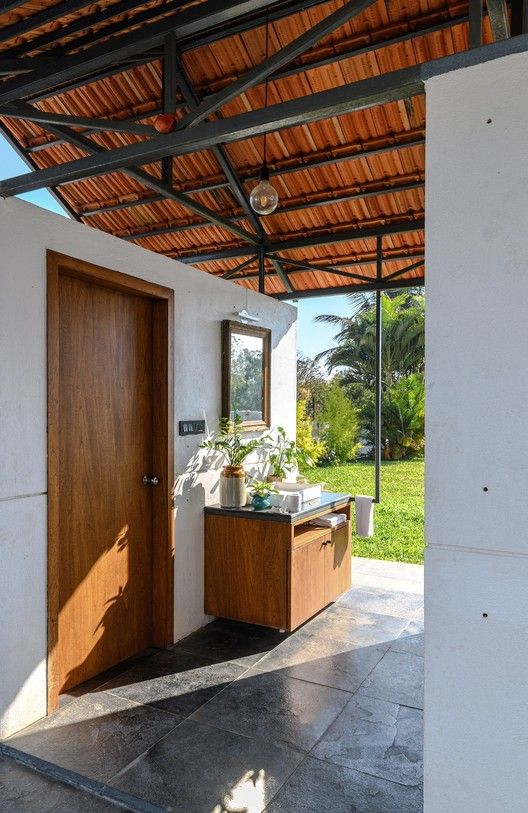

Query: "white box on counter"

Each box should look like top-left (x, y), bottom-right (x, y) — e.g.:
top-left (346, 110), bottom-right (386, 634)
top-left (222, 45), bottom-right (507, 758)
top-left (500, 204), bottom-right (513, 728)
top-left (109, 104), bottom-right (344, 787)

top-left (269, 481), bottom-right (322, 503)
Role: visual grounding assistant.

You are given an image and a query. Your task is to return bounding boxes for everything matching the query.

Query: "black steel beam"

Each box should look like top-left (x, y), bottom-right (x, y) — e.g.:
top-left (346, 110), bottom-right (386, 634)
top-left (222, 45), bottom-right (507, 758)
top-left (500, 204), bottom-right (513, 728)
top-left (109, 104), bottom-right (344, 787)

top-left (107, 175), bottom-right (423, 242)
top-left (0, 0), bottom-right (282, 105)
top-left (222, 256), bottom-right (258, 279)
top-left (162, 34), bottom-right (178, 187)
top-left (0, 0), bottom-right (102, 47)
top-left (0, 65), bottom-right (425, 194)
top-left (383, 258), bottom-right (424, 281)
top-left (487, 0), bottom-right (511, 40)
top-left (7, 33), bottom-right (528, 197)
top-left (28, 121), bottom-right (259, 245)
top-left (0, 121), bottom-right (79, 222)
top-left (269, 256), bottom-right (294, 293)
top-left (1, 0), bottom-right (169, 55)
top-left (273, 275), bottom-right (424, 299)
top-left (271, 13), bottom-right (469, 83)
top-left (269, 254), bottom-right (374, 282)
top-left (77, 134), bottom-right (424, 216)
top-left (173, 52), bottom-right (262, 238)
top-left (179, 220), bottom-right (424, 262)
top-left (12, 1), bottom-right (327, 103)
top-left (176, 0), bottom-right (377, 129)
top-left (0, 102), bottom-right (157, 135)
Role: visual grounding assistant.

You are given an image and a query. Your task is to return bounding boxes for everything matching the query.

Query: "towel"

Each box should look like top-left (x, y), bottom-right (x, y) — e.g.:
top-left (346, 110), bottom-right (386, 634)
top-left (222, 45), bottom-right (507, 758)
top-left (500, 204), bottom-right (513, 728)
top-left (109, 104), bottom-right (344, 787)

top-left (355, 495), bottom-right (374, 537)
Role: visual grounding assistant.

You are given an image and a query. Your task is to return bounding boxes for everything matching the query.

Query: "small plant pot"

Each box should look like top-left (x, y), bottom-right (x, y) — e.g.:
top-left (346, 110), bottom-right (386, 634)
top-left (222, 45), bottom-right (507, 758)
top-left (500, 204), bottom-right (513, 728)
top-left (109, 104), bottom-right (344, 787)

top-left (251, 493), bottom-right (271, 511)
top-left (219, 465), bottom-right (247, 508)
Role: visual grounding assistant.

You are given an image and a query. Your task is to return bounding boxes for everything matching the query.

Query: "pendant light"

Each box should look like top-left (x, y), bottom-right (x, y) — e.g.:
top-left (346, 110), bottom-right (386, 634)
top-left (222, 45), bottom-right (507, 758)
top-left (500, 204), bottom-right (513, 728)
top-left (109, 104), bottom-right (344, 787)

top-left (250, 7), bottom-right (279, 216)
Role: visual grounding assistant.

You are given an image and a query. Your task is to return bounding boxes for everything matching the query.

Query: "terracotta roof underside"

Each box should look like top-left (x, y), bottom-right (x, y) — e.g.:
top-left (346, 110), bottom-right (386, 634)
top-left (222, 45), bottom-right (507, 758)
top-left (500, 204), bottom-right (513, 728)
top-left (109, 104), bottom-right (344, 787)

top-left (0, 0), bottom-right (494, 295)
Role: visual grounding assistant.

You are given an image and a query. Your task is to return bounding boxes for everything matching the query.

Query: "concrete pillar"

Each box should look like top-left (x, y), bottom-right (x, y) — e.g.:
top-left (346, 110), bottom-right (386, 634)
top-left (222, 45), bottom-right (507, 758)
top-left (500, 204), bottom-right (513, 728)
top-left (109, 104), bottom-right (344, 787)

top-left (425, 51), bottom-right (528, 811)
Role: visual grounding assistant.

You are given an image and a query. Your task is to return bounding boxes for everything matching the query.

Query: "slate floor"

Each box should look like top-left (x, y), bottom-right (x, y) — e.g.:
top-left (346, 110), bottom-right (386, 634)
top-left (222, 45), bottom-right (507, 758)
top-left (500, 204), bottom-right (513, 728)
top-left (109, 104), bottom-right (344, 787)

top-left (2, 557), bottom-right (424, 813)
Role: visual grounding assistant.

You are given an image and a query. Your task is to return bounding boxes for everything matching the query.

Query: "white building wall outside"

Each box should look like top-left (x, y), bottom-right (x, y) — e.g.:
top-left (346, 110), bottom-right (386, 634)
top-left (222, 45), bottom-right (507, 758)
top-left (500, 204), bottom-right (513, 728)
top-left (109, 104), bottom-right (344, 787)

top-left (425, 51), bottom-right (528, 811)
top-left (0, 197), bottom-right (297, 738)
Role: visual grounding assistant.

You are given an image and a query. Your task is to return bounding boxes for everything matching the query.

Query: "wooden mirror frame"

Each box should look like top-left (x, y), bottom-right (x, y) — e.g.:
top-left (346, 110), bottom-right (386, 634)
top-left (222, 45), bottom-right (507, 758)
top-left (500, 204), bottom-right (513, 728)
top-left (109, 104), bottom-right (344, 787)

top-left (221, 320), bottom-right (271, 431)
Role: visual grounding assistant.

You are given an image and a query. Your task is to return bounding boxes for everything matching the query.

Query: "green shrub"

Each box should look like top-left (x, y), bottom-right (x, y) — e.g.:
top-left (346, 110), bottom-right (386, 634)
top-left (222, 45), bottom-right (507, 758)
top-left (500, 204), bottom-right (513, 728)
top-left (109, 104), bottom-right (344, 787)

top-left (319, 383), bottom-right (361, 465)
top-left (363, 373), bottom-right (425, 460)
top-left (296, 399), bottom-right (325, 465)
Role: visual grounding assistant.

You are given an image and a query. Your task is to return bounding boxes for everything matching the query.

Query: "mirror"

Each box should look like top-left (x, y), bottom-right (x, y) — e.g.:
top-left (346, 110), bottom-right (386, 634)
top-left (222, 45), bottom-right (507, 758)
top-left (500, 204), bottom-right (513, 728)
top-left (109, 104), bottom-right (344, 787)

top-left (222, 320), bottom-right (271, 430)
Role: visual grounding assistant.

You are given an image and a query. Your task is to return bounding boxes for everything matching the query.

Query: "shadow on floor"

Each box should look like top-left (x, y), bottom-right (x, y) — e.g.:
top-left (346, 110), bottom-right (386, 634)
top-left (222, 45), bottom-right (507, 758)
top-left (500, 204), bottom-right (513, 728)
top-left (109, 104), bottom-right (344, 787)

top-left (4, 560), bottom-right (424, 813)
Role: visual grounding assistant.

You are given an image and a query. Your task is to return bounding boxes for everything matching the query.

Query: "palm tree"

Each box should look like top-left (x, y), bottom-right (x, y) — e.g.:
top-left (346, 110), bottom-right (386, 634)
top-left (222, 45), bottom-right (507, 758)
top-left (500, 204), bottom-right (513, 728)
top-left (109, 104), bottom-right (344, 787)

top-left (315, 290), bottom-right (424, 387)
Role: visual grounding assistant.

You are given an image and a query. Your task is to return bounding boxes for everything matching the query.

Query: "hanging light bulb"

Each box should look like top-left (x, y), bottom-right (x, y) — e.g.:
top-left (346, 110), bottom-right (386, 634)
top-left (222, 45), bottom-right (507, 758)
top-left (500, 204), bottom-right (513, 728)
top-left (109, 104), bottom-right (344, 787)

top-left (250, 6), bottom-right (279, 216)
top-left (250, 162), bottom-right (278, 215)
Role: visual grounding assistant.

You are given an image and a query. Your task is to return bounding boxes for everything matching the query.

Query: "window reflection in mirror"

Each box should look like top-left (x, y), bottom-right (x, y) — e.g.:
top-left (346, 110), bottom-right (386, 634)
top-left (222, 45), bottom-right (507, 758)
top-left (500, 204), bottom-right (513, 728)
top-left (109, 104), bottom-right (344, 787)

top-left (222, 321), bottom-right (271, 430)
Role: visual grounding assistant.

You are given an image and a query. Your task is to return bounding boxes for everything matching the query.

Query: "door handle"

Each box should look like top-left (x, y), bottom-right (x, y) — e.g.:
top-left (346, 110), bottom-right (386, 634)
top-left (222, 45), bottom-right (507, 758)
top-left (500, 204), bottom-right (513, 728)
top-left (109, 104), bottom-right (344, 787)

top-left (142, 474), bottom-right (159, 486)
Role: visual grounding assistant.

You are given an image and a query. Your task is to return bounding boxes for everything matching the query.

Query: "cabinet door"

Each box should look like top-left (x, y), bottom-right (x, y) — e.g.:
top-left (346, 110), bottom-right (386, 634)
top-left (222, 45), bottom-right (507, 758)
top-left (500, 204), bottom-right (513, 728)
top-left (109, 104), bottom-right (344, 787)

top-left (324, 522), bottom-right (351, 604)
top-left (290, 536), bottom-right (327, 630)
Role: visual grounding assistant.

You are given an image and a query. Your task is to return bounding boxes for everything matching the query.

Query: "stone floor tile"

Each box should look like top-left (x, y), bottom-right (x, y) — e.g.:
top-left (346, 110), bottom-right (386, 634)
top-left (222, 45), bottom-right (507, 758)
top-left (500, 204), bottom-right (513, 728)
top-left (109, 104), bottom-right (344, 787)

top-left (191, 670), bottom-right (350, 752)
top-left (312, 694), bottom-right (423, 786)
top-left (60, 648), bottom-right (160, 706)
top-left (99, 648), bottom-right (245, 717)
top-left (111, 718), bottom-right (303, 813)
top-left (303, 605), bottom-right (409, 650)
top-left (175, 619), bottom-right (287, 668)
top-left (253, 633), bottom-right (386, 693)
top-left (264, 755), bottom-right (423, 813)
top-left (391, 618), bottom-right (425, 657)
top-left (358, 649), bottom-right (424, 709)
top-left (337, 585), bottom-right (424, 620)
top-left (8, 691), bottom-right (179, 782)
top-left (0, 755), bottom-right (124, 812)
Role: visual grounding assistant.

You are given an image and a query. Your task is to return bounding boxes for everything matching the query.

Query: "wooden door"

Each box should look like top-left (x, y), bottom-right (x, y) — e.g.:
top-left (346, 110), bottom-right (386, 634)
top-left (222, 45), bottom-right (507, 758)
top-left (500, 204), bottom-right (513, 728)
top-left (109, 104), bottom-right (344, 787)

top-left (324, 522), bottom-right (352, 604)
top-left (48, 253), bottom-right (174, 710)
top-left (290, 536), bottom-right (327, 630)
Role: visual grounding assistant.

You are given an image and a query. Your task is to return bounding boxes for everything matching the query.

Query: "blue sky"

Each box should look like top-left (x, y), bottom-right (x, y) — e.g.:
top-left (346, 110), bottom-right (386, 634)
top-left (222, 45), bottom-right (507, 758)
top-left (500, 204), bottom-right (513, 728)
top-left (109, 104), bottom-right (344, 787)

top-left (0, 134), bottom-right (352, 359)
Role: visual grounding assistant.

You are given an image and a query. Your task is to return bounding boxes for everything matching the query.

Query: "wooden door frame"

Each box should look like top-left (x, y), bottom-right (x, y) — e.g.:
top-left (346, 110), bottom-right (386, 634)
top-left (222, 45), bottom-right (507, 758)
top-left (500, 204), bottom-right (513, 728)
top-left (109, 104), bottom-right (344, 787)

top-left (47, 250), bottom-right (174, 713)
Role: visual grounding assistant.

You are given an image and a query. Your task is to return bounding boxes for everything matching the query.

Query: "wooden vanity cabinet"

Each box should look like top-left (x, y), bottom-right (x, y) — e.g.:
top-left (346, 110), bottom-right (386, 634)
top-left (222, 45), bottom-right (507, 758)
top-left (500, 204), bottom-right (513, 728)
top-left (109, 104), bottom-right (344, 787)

top-left (204, 493), bottom-right (352, 631)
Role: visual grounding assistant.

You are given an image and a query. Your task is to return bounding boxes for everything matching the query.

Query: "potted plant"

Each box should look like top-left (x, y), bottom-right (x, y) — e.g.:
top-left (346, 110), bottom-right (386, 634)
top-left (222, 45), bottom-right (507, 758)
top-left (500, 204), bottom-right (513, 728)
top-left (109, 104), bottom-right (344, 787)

top-left (268, 426), bottom-right (314, 481)
top-left (249, 480), bottom-right (278, 511)
top-left (201, 415), bottom-right (266, 508)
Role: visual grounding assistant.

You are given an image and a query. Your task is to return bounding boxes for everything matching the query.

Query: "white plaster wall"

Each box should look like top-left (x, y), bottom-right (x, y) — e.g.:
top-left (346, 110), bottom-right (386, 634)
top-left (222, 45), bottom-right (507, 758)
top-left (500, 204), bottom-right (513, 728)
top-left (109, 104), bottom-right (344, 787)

top-left (425, 51), bottom-right (528, 811)
top-left (0, 197), bottom-right (296, 737)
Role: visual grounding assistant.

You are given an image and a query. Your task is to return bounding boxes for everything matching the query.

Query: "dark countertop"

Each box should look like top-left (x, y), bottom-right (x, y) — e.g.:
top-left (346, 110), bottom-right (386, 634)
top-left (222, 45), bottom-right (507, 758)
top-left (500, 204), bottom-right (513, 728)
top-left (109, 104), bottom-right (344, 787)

top-left (204, 490), bottom-right (352, 524)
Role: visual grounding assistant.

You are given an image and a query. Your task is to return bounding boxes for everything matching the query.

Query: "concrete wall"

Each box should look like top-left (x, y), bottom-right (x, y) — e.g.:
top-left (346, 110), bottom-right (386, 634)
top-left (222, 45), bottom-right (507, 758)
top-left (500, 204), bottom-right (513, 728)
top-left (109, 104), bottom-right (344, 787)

top-left (425, 51), bottom-right (528, 811)
top-left (0, 197), bottom-right (296, 738)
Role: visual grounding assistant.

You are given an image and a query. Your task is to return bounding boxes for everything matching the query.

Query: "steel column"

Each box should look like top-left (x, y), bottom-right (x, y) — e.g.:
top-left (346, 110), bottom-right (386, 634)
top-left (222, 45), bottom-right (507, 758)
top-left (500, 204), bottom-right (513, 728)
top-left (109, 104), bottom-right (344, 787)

top-left (469, 0), bottom-right (484, 47)
top-left (374, 236), bottom-right (383, 504)
top-left (258, 244), bottom-right (266, 293)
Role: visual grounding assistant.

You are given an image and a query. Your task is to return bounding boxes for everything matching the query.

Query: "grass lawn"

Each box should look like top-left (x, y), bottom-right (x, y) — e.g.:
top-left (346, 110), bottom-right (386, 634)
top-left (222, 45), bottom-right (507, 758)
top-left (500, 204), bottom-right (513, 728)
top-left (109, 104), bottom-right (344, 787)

top-left (302, 458), bottom-right (424, 564)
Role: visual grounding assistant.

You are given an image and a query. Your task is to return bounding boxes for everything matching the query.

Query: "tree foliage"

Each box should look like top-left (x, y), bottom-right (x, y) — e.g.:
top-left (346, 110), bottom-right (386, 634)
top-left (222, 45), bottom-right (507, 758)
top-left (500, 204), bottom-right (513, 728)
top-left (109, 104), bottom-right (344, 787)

top-left (316, 291), bottom-right (424, 388)
top-left (296, 399), bottom-right (325, 465)
top-left (318, 382), bottom-right (361, 465)
top-left (307, 290), bottom-right (425, 461)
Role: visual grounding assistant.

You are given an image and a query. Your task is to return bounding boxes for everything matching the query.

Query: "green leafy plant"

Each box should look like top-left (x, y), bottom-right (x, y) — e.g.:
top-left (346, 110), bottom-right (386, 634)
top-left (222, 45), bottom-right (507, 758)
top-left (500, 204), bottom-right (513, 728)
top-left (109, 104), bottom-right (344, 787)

top-left (200, 415), bottom-right (266, 467)
top-left (363, 373), bottom-right (425, 460)
top-left (249, 480), bottom-right (279, 497)
top-left (268, 425), bottom-right (314, 479)
top-left (319, 382), bottom-right (361, 465)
